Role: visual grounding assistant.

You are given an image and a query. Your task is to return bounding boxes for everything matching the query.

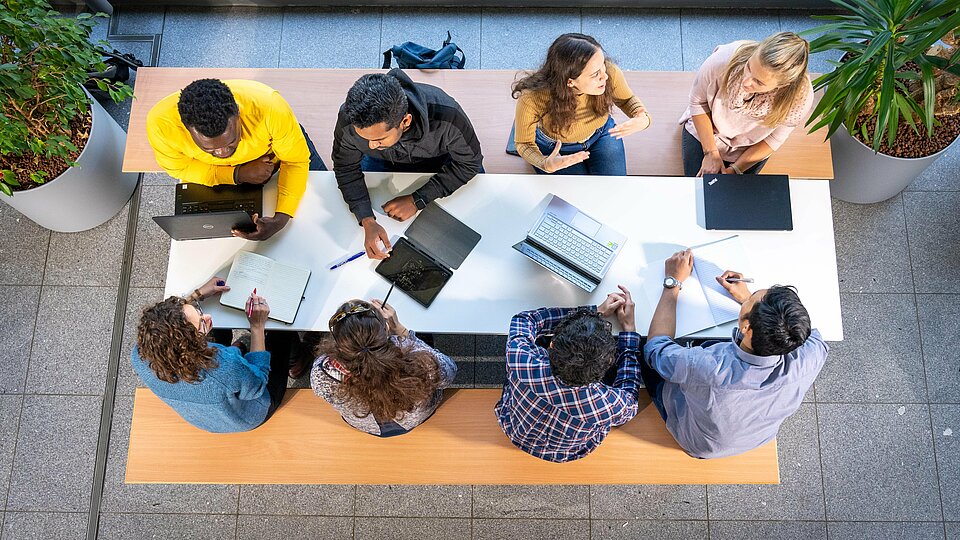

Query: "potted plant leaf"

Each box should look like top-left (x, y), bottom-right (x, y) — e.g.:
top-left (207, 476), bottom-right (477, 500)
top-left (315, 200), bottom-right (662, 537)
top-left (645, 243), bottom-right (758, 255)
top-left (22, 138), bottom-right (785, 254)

top-left (804, 0), bottom-right (960, 203)
top-left (0, 0), bottom-right (139, 232)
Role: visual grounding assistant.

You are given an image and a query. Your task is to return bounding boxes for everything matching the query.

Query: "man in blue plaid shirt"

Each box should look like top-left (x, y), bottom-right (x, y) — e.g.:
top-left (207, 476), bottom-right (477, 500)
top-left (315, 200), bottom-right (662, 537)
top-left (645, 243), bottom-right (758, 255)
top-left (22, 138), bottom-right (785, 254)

top-left (495, 285), bottom-right (643, 463)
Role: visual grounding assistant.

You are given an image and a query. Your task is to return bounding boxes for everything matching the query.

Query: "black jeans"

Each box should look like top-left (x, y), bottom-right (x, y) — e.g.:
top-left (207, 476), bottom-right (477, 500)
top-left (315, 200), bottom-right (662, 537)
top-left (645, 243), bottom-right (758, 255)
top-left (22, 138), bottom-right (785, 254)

top-left (680, 127), bottom-right (767, 177)
top-left (299, 124), bottom-right (328, 171)
top-left (208, 329), bottom-right (295, 416)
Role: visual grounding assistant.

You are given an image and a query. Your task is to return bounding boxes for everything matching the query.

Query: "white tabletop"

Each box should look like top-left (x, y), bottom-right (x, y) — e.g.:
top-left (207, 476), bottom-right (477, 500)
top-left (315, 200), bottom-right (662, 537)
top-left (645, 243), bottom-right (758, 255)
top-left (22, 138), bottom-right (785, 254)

top-left (163, 172), bottom-right (843, 341)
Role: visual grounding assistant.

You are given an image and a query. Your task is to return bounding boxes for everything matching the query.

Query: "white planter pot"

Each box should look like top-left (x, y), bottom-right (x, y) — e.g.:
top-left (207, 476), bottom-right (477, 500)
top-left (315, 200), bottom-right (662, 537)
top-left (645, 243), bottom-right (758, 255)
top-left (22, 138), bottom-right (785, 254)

top-left (0, 90), bottom-right (139, 232)
top-left (830, 125), bottom-right (959, 204)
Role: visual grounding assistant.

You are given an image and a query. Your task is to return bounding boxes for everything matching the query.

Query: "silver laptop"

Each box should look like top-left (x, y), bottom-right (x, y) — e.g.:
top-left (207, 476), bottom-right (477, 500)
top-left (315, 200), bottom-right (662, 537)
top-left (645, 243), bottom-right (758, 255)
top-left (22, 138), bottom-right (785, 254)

top-left (512, 194), bottom-right (626, 292)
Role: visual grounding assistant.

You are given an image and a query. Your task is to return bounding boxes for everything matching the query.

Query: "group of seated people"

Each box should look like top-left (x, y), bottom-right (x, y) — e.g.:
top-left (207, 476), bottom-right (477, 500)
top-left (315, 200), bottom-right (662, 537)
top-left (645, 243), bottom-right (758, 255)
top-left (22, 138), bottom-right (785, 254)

top-left (132, 30), bottom-right (826, 462)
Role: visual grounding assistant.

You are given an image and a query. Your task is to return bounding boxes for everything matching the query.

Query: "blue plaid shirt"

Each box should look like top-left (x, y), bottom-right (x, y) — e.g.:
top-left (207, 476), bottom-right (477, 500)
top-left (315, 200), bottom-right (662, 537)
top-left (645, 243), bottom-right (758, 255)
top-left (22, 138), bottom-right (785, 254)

top-left (495, 306), bottom-right (642, 463)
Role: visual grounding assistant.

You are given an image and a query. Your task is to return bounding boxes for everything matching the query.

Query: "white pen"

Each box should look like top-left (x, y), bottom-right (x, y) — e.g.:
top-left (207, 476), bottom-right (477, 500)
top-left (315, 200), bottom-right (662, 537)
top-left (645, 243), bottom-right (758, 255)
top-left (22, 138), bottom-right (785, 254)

top-left (725, 277), bottom-right (754, 283)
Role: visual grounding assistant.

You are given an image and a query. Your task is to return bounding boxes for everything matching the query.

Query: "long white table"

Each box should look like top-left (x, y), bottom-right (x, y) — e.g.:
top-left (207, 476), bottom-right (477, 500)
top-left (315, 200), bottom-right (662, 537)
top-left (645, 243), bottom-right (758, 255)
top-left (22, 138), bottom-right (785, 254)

top-left (163, 172), bottom-right (843, 341)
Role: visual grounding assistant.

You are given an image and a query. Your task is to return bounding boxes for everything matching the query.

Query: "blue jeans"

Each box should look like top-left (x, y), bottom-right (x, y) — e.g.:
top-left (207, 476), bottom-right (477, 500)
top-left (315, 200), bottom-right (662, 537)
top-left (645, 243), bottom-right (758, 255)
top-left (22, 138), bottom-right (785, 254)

top-left (299, 125), bottom-right (327, 171)
top-left (680, 127), bottom-right (766, 177)
top-left (640, 358), bottom-right (668, 421)
top-left (534, 116), bottom-right (626, 176)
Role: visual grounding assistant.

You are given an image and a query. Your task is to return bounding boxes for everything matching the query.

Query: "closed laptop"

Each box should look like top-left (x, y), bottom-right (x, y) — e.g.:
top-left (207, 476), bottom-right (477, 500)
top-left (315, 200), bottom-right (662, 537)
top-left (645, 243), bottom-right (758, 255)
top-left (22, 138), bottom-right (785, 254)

top-left (703, 174), bottom-right (793, 231)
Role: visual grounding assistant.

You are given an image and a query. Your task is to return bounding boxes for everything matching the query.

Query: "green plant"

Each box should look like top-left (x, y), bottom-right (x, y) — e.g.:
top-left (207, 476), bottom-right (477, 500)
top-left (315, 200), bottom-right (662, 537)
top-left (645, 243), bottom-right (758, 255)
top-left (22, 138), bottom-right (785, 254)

top-left (0, 0), bottom-right (133, 196)
top-left (803, 0), bottom-right (960, 152)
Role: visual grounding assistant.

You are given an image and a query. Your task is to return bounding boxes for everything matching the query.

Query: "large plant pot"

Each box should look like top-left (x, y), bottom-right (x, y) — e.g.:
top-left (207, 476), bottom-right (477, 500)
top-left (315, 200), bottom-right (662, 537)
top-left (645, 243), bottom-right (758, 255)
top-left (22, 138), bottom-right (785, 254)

top-left (0, 90), bottom-right (138, 232)
top-left (830, 125), bottom-right (959, 204)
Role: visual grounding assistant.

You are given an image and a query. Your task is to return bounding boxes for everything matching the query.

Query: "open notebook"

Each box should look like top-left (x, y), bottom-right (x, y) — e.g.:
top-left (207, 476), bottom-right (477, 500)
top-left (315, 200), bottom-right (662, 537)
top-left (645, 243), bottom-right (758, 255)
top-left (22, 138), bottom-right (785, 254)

top-left (639, 236), bottom-right (752, 337)
top-left (219, 251), bottom-right (310, 324)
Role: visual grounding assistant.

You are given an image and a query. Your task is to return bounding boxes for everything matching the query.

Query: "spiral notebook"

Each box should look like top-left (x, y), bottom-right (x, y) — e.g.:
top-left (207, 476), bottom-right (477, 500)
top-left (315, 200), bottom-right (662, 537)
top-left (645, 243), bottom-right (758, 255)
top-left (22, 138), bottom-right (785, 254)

top-left (219, 251), bottom-right (311, 324)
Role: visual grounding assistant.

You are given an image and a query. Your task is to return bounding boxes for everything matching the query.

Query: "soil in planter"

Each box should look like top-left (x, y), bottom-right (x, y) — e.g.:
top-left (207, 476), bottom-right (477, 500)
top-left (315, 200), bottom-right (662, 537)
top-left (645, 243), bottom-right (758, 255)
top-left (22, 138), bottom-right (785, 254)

top-left (0, 113), bottom-right (92, 191)
top-left (855, 112), bottom-right (960, 159)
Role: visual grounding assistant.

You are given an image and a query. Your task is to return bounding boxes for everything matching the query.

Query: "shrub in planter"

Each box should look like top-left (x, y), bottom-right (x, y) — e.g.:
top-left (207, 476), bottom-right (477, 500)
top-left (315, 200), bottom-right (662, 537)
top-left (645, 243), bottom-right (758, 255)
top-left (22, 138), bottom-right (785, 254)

top-left (804, 0), bottom-right (960, 202)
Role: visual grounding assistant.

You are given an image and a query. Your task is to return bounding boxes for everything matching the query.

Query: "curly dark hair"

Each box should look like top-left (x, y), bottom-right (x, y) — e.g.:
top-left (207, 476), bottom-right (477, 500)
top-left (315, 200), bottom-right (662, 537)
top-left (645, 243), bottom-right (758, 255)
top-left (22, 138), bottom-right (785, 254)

top-left (177, 79), bottom-right (239, 138)
top-left (136, 296), bottom-right (218, 384)
top-left (747, 286), bottom-right (812, 356)
top-left (343, 74), bottom-right (409, 129)
top-left (511, 33), bottom-right (615, 138)
top-left (317, 300), bottom-right (440, 421)
top-left (548, 309), bottom-right (617, 386)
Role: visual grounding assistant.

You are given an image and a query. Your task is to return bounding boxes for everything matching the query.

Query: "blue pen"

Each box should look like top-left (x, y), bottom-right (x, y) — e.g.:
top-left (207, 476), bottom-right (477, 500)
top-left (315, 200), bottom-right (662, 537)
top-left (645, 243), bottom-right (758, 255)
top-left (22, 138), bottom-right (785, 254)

top-left (329, 250), bottom-right (365, 270)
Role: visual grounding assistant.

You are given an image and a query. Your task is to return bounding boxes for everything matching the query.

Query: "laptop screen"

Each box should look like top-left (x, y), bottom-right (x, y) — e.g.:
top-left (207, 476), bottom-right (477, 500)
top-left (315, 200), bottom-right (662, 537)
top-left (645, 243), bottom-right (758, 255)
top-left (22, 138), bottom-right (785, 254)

top-left (375, 238), bottom-right (453, 308)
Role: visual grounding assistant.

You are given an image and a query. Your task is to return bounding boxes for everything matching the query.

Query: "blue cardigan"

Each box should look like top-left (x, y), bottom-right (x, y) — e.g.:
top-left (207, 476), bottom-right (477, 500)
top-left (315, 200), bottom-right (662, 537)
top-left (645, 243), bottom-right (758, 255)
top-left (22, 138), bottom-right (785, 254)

top-left (131, 343), bottom-right (273, 433)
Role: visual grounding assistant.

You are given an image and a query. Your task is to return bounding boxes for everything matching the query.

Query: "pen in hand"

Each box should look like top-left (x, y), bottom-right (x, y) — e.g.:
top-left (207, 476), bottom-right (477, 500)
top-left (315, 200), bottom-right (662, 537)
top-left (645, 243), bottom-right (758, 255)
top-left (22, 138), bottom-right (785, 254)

top-left (246, 287), bottom-right (257, 317)
top-left (382, 281), bottom-right (395, 307)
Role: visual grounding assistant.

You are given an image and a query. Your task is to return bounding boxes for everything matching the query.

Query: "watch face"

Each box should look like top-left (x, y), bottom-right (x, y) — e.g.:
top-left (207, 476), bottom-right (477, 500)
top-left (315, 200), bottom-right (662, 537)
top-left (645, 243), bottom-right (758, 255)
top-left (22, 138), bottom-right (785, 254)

top-left (663, 277), bottom-right (677, 288)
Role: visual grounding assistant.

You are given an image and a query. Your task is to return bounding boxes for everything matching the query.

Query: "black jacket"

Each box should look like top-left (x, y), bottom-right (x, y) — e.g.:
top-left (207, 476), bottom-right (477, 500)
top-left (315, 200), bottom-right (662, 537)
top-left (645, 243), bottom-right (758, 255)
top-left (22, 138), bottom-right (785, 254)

top-left (332, 69), bottom-right (484, 222)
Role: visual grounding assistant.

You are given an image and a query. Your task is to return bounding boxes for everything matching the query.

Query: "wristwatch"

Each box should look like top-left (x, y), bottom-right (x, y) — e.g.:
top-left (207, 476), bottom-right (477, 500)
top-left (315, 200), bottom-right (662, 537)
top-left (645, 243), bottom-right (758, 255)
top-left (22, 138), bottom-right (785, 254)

top-left (663, 276), bottom-right (682, 290)
top-left (412, 192), bottom-right (428, 210)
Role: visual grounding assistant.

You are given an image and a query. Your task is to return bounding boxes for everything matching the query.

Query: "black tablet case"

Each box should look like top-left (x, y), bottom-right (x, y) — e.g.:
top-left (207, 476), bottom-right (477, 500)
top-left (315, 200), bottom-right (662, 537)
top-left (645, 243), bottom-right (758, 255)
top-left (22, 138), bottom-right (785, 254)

top-left (703, 174), bottom-right (793, 231)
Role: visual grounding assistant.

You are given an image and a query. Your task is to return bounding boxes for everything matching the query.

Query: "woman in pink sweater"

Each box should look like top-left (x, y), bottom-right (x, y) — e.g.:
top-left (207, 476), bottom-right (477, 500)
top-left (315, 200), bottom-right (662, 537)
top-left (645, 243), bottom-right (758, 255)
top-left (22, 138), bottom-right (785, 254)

top-left (680, 32), bottom-right (813, 177)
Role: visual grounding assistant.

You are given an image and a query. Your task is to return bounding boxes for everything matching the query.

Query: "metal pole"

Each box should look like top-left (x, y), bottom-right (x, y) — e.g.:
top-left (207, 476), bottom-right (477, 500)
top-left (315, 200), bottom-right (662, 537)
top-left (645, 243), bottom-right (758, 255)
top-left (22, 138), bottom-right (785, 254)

top-left (85, 0), bottom-right (113, 15)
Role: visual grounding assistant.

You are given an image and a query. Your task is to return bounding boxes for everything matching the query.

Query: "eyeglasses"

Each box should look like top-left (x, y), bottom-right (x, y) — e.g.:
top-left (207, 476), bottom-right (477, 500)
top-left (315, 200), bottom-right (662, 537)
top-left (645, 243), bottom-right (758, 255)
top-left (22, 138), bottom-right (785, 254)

top-left (329, 304), bottom-right (372, 329)
top-left (192, 300), bottom-right (208, 335)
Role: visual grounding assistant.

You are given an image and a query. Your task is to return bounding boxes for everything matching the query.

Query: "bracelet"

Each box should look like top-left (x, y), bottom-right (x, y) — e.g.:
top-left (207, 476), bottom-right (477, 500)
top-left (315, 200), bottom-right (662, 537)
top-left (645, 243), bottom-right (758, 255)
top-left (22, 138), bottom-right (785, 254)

top-left (232, 166), bottom-right (240, 184)
top-left (731, 163), bottom-right (744, 175)
top-left (193, 288), bottom-right (204, 302)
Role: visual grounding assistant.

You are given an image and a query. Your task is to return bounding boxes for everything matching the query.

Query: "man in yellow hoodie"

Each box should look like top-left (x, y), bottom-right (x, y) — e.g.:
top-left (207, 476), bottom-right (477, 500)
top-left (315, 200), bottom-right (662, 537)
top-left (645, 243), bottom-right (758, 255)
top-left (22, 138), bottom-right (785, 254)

top-left (147, 79), bottom-right (326, 241)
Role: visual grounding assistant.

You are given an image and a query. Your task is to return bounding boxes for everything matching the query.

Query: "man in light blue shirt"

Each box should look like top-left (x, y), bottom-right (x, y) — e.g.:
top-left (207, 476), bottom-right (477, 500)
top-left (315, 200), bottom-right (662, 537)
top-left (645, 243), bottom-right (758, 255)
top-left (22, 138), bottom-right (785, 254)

top-left (643, 249), bottom-right (828, 459)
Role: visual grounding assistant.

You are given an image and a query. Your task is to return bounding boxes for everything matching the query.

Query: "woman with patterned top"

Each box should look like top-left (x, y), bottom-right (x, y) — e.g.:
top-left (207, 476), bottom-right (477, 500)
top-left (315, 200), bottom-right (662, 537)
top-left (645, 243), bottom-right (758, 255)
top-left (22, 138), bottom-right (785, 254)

top-left (680, 32), bottom-right (813, 177)
top-left (310, 299), bottom-right (457, 437)
top-left (512, 33), bottom-right (651, 175)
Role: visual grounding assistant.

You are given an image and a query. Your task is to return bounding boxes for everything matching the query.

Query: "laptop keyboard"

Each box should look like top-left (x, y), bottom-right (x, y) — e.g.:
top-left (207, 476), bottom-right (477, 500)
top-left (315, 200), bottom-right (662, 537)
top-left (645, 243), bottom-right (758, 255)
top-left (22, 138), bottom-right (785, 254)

top-left (180, 202), bottom-right (258, 215)
top-left (515, 242), bottom-right (597, 292)
top-left (530, 213), bottom-right (614, 275)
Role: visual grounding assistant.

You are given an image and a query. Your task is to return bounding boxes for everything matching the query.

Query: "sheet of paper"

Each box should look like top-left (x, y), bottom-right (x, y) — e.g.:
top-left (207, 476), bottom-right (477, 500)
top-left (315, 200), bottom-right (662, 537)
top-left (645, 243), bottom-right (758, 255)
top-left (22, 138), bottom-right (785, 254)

top-left (638, 260), bottom-right (718, 338)
top-left (263, 261), bottom-right (311, 323)
top-left (220, 251), bottom-right (310, 324)
top-left (692, 237), bottom-right (752, 325)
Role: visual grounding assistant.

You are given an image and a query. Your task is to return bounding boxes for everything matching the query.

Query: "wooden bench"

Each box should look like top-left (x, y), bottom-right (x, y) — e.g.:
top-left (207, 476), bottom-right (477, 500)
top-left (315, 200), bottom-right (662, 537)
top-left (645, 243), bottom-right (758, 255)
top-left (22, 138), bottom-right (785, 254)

top-left (123, 67), bottom-right (833, 179)
top-left (126, 387), bottom-right (779, 485)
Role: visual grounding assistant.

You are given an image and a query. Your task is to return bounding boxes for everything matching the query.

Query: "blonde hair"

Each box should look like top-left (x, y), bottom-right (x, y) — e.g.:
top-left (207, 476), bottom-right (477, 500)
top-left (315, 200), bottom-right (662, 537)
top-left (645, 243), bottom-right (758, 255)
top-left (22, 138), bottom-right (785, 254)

top-left (720, 32), bottom-right (810, 127)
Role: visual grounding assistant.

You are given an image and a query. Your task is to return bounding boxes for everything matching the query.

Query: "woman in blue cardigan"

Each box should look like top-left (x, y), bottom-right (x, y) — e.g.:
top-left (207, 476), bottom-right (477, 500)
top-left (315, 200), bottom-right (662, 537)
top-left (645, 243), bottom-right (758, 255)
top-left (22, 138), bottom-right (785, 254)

top-left (131, 277), bottom-right (298, 433)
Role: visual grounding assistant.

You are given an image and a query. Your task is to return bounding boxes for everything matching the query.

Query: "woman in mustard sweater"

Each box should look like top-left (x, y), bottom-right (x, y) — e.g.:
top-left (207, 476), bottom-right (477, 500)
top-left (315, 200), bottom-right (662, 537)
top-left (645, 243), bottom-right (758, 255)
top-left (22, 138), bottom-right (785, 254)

top-left (512, 33), bottom-right (651, 175)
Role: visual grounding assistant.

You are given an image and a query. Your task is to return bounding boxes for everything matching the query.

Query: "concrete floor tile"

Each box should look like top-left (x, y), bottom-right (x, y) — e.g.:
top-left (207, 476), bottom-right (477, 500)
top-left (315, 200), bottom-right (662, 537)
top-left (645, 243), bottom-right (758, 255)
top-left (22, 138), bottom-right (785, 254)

top-left (582, 9), bottom-right (683, 71)
top-left (0, 396), bottom-right (22, 509)
top-left (815, 294), bottom-right (926, 403)
top-left (0, 205), bottom-right (49, 286)
top-left (679, 11), bottom-right (781, 71)
top-left (905, 192), bottom-right (960, 293)
top-left (6, 396), bottom-right (100, 512)
top-left (96, 513), bottom-right (236, 540)
top-left (117, 287), bottom-right (165, 395)
top-left (709, 520), bottom-right (826, 540)
top-left (918, 295), bottom-right (960, 403)
top-left (160, 8), bottom-right (281, 68)
top-left (25, 286), bottom-right (117, 395)
top-left (831, 197), bottom-right (914, 293)
top-left (433, 333), bottom-right (475, 357)
top-left (591, 485), bottom-right (706, 520)
top-left (778, 11), bottom-right (845, 76)
top-left (708, 404), bottom-right (825, 520)
top-left (280, 8), bottom-right (382, 69)
top-left (381, 9), bottom-right (481, 70)
top-left (100, 396), bottom-right (240, 514)
top-left (591, 520), bottom-right (707, 540)
top-left (237, 515), bottom-right (352, 540)
top-left (931, 405), bottom-right (960, 521)
top-left (356, 485), bottom-right (470, 517)
top-left (130, 185), bottom-right (174, 288)
top-left (474, 518), bottom-right (589, 540)
top-left (819, 403), bottom-right (941, 521)
top-left (142, 172), bottom-right (179, 186)
top-left (43, 201), bottom-right (128, 287)
top-left (479, 9), bottom-right (581, 70)
top-left (239, 484), bottom-right (354, 516)
top-left (826, 521), bottom-right (946, 540)
top-left (0, 512), bottom-right (86, 540)
top-left (476, 334), bottom-right (507, 356)
top-left (908, 143), bottom-right (960, 192)
top-left (473, 485), bottom-right (588, 518)
top-left (113, 7), bottom-right (165, 35)
top-left (355, 517), bottom-right (471, 540)
top-left (0, 287), bottom-right (40, 393)
top-left (948, 522), bottom-right (960, 540)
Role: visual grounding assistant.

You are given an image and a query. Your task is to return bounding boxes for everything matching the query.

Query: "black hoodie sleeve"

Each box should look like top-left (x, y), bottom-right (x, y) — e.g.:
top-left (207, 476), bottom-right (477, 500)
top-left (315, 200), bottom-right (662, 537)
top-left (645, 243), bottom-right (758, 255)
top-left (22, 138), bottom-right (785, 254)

top-left (412, 105), bottom-right (484, 204)
top-left (332, 108), bottom-right (374, 224)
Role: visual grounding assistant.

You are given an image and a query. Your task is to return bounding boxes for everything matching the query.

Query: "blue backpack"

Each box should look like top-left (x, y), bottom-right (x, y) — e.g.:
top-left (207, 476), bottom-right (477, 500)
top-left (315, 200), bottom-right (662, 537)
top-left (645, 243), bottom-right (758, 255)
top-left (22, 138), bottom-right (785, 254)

top-left (382, 31), bottom-right (465, 70)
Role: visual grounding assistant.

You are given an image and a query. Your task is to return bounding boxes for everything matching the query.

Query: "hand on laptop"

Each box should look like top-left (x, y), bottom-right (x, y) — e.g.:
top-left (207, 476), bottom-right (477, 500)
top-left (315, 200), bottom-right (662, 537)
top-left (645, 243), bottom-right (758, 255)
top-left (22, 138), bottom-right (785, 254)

top-left (382, 195), bottom-right (418, 221)
top-left (541, 141), bottom-right (589, 173)
top-left (361, 217), bottom-right (392, 260)
top-left (232, 212), bottom-right (290, 241)
top-left (235, 152), bottom-right (279, 185)
top-left (716, 270), bottom-right (751, 304)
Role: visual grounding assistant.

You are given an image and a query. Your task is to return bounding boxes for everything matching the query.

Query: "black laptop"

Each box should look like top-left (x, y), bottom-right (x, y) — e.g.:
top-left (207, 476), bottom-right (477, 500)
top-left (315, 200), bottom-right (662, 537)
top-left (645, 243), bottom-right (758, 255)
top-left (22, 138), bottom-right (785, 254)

top-left (702, 174), bottom-right (793, 231)
top-left (153, 183), bottom-right (263, 241)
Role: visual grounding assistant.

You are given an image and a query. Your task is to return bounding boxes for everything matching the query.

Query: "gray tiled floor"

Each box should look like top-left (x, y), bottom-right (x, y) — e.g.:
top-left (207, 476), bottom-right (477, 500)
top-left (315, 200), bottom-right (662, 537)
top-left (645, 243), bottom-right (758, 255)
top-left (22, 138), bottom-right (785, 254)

top-left (4, 5), bottom-right (959, 539)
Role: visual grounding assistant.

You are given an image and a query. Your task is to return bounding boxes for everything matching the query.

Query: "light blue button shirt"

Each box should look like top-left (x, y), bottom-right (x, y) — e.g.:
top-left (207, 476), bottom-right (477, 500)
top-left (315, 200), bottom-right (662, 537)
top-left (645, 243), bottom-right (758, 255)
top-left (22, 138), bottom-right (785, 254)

top-left (643, 329), bottom-right (828, 459)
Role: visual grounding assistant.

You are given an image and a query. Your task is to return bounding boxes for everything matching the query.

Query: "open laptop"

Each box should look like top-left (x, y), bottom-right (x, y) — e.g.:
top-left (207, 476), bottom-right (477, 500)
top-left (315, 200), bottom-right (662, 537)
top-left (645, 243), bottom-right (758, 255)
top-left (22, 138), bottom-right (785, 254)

top-left (513, 194), bottom-right (626, 292)
top-left (153, 183), bottom-right (263, 241)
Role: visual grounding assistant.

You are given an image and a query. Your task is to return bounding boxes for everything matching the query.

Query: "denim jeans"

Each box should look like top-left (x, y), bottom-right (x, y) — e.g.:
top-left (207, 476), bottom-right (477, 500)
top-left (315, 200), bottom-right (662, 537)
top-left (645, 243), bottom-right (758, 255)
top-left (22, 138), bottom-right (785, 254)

top-left (640, 359), bottom-right (668, 421)
top-left (534, 116), bottom-right (626, 176)
top-left (299, 124), bottom-right (327, 171)
top-left (680, 127), bottom-right (767, 177)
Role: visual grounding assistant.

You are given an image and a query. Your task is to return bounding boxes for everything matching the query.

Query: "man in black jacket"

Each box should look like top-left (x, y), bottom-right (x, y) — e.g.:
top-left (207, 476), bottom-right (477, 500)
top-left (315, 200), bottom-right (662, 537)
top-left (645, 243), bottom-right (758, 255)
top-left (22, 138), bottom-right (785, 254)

top-left (333, 69), bottom-right (484, 259)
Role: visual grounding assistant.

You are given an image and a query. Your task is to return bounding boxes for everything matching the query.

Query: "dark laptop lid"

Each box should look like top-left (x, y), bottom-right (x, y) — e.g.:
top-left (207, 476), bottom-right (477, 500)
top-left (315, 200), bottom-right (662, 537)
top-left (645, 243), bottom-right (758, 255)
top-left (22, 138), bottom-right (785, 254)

top-left (175, 183), bottom-right (264, 216)
top-left (405, 203), bottom-right (481, 270)
top-left (375, 238), bottom-right (453, 308)
top-left (153, 211), bottom-right (256, 241)
top-left (703, 174), bottom-right (793, 231)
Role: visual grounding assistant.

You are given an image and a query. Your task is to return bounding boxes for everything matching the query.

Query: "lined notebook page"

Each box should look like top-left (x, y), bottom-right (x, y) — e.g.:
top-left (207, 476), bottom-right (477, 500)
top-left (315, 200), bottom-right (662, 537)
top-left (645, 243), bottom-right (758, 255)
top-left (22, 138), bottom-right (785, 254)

top-left (220, 251), bottom-right (310, 324)
top-left (638, 260), bottom-right (718, 338)
top-left (693, 238), bottom-right (751, 326)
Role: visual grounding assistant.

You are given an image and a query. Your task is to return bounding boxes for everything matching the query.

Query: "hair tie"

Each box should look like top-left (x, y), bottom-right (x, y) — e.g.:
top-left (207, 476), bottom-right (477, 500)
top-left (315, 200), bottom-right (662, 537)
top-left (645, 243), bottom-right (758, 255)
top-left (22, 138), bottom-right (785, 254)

top-left (361, 346), bottom-right (370, 353)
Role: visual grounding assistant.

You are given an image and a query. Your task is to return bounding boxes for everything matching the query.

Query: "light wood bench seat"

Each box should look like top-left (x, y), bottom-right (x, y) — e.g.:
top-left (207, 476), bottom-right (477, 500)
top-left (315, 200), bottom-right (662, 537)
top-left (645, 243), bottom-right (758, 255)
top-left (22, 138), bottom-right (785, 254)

top-left (123, 67), bottom-right (833, 179)
top-left (126, 387), bottom-right (779, 485)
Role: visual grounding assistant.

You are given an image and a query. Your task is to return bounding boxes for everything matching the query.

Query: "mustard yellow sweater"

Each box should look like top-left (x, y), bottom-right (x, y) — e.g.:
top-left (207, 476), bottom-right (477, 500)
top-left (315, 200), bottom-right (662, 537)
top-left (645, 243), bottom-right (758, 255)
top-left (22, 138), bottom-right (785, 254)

top-left (514, 63), bottom-right (645, 169)
top-left (146, 80), bottom-right (309, 217)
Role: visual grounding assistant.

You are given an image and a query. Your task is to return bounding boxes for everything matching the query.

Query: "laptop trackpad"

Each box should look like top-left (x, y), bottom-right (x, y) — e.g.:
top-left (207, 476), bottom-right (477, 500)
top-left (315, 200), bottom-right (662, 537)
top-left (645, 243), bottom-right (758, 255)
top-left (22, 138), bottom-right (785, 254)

top-left (571, 212), bottom-right (601, 237)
